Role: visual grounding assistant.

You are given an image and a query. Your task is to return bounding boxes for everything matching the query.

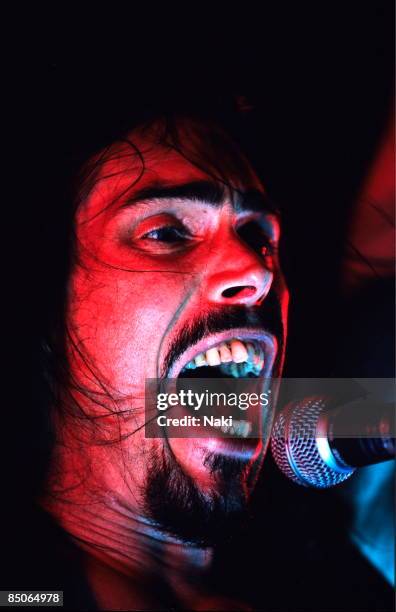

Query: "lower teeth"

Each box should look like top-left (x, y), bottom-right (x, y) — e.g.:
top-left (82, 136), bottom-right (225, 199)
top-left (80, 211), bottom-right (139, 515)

top-left (216, 419), bottom-right (252, 437)
top-left (219, 359), bottom-right (263, 378)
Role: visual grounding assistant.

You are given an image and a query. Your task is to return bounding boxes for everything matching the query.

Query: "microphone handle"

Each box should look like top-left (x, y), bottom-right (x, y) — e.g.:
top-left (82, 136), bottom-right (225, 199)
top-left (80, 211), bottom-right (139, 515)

top-left (320, 401), bottom-right (395, 468)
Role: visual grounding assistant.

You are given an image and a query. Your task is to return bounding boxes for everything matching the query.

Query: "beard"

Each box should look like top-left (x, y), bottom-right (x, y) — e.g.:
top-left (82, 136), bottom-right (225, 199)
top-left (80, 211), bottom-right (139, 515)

top-left (143, 290), bottom-right (285, 545)
top-left (142, 444), bottom-right (259, 547)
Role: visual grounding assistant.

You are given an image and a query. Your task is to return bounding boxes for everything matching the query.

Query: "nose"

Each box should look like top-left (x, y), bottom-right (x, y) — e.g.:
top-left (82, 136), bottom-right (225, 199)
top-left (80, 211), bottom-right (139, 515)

top-left (206, 242), bottom-right (273, 307)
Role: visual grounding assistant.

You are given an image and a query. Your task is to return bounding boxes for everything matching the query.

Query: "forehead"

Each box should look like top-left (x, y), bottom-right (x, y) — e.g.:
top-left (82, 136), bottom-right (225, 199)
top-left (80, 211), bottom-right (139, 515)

top-left (78, 119), bottom-right (264, 220)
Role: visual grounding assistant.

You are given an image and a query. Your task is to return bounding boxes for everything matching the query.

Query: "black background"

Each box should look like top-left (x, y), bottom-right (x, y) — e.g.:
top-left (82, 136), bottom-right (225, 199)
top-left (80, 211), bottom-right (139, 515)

top-left (3, 4), bottom-right (395, 610)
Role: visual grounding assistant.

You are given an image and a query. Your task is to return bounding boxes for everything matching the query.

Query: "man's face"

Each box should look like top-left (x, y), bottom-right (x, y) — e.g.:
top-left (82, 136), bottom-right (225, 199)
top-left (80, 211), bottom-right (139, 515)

top-left (65, 119), bottom-right (288, 543)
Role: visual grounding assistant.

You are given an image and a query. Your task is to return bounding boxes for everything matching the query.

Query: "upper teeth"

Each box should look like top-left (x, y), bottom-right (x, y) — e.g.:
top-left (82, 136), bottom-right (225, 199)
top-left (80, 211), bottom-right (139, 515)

top-left (181, 338), bottom-right (264, 377)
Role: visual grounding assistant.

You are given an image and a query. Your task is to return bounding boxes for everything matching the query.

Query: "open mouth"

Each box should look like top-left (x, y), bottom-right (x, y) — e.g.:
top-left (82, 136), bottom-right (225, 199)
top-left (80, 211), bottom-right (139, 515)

top-left (161, 330), bottom-right (277, 441)
top-left (179, 338), bottom-right (265, 379)
top-left (167, 329), bottom-right (277, 381)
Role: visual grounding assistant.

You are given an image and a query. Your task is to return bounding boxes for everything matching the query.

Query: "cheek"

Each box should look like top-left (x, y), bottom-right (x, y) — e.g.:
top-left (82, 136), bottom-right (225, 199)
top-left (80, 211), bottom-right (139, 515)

top-left (272, 265), bottom-right (289, 331)
top-left (66, 267), bottom-right (189, 396)
top-left (277, 281), bottom-right (290, 338)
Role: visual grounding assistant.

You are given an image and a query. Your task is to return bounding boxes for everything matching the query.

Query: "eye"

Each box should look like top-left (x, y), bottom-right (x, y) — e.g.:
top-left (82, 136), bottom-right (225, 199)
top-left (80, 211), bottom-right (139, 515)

top-left (237, 221), bottom-right (278, 258)
top-left (141, 225), bottom-right (191, 243)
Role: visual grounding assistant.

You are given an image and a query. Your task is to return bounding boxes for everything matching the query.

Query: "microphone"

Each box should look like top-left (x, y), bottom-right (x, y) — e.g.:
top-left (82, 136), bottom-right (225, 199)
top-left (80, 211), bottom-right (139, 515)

top-left (270, 396), bottom-right (395, 488)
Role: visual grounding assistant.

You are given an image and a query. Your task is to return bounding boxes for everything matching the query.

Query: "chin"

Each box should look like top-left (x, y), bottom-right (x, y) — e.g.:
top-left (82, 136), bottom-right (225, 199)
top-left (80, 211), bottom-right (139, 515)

top-left (143, 439), bottom-right (261, 546)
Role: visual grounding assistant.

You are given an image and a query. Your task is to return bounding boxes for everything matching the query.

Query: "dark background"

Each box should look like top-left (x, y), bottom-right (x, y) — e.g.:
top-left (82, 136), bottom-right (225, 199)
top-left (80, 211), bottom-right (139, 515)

top-left (4, 4), bottom-right (395, 610)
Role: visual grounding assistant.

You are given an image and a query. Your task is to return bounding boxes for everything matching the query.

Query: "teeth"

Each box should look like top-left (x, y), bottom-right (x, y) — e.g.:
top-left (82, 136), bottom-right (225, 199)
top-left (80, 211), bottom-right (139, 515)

top-left (215, 419), bottom-right (252, 438)
top-left (218, 342), bottom-right (232, 363)
top-left (182, 338), bottom-right (265, 376)
top-left (230, 339), bottom-right (248, 363)
top-left (206, 347), bottom-right (221, 366)
top-left (195, 354), bottom-right (207, 367)
top-left (230, 362), bottom-right (239, 377)
top-left (246, 342), bottom-right (256, 360)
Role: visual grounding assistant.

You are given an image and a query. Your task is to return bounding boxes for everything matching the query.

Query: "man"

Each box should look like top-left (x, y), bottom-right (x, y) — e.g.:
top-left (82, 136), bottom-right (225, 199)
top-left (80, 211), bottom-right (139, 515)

top-left (33, 113), bottom-right (289, 610)
top-left (3, 94), bottom-right (393, 612)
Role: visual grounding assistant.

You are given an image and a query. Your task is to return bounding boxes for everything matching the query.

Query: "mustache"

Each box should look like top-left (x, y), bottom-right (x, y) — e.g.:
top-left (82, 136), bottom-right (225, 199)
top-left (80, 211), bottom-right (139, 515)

top-left (161, 291), bottom-right (283, 377)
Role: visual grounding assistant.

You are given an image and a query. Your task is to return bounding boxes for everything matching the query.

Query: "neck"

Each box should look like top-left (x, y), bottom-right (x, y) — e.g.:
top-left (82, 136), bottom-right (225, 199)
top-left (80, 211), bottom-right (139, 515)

top-left (41, 487), bottom-right (212, 608)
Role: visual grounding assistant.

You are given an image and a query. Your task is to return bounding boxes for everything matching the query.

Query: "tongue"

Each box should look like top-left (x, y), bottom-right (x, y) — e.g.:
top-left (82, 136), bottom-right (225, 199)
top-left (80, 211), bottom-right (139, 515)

top-left (178, 364), bottom-right (224, 379)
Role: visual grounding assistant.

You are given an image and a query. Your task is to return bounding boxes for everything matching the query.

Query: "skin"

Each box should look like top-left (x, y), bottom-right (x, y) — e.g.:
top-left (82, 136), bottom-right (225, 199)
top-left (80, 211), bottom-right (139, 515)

top-left (42, 119), bottom-right (289, 610)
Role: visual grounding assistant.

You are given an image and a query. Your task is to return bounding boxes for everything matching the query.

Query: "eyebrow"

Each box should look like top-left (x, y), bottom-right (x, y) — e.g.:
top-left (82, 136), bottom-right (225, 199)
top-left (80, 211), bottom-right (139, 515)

top-left (120, 180), bottom-right (279, 216)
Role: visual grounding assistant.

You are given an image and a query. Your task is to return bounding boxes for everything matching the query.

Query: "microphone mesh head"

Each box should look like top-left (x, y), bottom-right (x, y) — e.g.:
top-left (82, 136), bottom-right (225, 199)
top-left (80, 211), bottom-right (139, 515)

top-left (271, 397), bottom-right (354, 488)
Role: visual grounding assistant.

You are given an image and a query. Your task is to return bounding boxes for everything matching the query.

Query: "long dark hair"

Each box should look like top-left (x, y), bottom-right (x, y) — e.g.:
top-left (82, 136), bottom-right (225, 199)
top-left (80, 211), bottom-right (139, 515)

top-left (13, 93), bottom-right (264, 503)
